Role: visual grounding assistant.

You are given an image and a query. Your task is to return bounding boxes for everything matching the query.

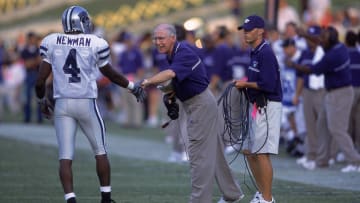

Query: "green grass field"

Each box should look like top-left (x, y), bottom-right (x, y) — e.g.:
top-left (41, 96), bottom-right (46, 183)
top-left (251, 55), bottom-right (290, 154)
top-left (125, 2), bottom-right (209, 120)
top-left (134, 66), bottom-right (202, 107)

top-left (1, 135), bottom-right (360, 203)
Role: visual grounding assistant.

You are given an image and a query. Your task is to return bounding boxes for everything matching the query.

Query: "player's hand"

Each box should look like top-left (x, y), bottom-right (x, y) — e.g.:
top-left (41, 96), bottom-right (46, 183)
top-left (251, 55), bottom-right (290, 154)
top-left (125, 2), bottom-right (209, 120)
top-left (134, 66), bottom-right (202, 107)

top-left (38, 98), bottom-right (54, 120)
top-left (131, 81), bottom-right (146, 102)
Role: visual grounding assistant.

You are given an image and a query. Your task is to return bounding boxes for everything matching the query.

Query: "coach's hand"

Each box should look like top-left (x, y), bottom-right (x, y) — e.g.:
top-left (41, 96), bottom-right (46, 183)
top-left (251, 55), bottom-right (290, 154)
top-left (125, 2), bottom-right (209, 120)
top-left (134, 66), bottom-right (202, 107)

top-left (163, 92), bottom-right (179, 120)
top-left (131, 81), bottom-right (146, 102)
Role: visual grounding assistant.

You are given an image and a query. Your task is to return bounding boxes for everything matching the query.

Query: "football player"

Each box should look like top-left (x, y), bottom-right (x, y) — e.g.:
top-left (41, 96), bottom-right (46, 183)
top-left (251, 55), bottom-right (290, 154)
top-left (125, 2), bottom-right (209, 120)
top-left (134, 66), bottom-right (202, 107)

top-left (35, 5), bottom-right (145, 203)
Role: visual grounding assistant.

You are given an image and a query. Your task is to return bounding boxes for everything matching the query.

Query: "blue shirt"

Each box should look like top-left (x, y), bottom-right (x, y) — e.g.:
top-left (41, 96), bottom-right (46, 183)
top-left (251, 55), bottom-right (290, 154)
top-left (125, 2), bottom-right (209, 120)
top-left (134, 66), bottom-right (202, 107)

top-left (311, 43), bottom-right (351, 90)
top-left (348, 47), bottom-right (360, 87)
top-left (118, 47), bottom-right (143, 75)
top-left (228, 46), bottom-right (250, 80)
top-left (202, 47), bottom-right (216, 80)
top-left (247, 40), bottom-right (282, 102)
top-left (213, 42), bottom-right (233, 82)
top-left (168, 42), bottom-right (209, 102)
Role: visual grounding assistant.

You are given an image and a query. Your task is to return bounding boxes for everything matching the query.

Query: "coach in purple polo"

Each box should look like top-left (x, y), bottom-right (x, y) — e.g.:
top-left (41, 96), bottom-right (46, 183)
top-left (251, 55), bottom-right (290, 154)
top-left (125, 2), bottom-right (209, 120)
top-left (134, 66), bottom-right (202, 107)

top-left (142, 23), bottom-right (244, 203)
top-left (235, 15), bottom-right (282, 203)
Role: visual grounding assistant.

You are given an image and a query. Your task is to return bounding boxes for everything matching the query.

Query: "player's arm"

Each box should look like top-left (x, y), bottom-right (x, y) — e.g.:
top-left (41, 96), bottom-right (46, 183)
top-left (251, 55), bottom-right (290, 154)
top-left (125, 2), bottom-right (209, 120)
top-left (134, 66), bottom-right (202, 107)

top-left (286, 59), bottom-right (312, 74)
top-left (99, 63), bottom-right (130, 88)
top-left (35, 61), bottom-right (52, 99)
top-left (100, 64), bottom-right (146, 102)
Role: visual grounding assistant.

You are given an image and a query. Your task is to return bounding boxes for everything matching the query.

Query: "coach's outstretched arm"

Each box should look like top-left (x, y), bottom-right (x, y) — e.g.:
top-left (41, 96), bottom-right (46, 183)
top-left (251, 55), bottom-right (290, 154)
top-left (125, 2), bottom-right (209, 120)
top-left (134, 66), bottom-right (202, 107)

top-left (100, 64), bottom-right (146, 102)
top-left (141, 69), bottom-right (176, 87)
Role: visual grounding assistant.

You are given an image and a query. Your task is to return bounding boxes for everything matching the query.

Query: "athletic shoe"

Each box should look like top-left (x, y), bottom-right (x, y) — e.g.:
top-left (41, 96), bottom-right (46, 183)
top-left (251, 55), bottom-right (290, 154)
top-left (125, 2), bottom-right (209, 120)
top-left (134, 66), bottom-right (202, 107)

top-left (217, 194), bottom-right (244, 203)
top-left (300, 160), bottom-right (316, 170)
top-left (258, 197), bottom-right (275, 203)
top-left (225, 144), bottom-right (241, 155)
top-left (336, 152), bottom-right (346, 163)
top-left (181, 151), bottom-right (189, 162)
top-left (296, 156), bottom-right (307, 165)
top-left (341, 164), bottom-right (359, 173)
top-left (328, 158), bottom-right (335, 166)
top-left (101, 199), bottom-right (116, 203)
top-left (67, 197), bottom-right (76, 203)
top-left (250, 191), bottom-right (261, 203)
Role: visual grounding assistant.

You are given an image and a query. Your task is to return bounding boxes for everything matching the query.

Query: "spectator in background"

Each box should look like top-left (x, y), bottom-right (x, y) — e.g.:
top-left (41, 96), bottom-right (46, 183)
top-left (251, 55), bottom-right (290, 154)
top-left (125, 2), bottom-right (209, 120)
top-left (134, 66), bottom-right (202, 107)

top-left (305, 0), bottom-right (332, 26)
top-left (0, 38), bottom-right (5, 120)
top-left (2, 51), bottom-right (25, 114)
top-left (345, 30), bottom-right (360, 152)
top-left (283, 22), bottom-right (307, 51)
top-left (201, 33), bottom-right (216, 81)
top-left (211, 25), bottom-right (233, 97)
top-left (117, 32), bottom-right (145, 127)
top-left (281, 38), bottom-right (303, 156)
top-left (21, 31), bottom-right (42, 123)
top-left (277, 0), bottom-right (301, 33)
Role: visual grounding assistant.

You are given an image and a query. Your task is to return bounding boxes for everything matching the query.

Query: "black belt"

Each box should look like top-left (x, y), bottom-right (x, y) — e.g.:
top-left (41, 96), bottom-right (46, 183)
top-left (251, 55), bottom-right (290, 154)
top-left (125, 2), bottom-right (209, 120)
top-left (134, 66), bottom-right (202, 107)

top-left (326, 85), bottom-right (351, 92)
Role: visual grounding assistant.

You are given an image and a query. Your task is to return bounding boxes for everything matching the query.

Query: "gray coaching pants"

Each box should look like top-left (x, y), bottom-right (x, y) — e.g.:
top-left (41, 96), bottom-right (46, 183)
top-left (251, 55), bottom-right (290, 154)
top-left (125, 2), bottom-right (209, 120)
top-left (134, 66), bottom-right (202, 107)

top-left (302, 88), bottom-right (326, 161)
top-left (182, 89), bottom-right (243, 203)
top-left (316, 86), bottom-right (360, 166)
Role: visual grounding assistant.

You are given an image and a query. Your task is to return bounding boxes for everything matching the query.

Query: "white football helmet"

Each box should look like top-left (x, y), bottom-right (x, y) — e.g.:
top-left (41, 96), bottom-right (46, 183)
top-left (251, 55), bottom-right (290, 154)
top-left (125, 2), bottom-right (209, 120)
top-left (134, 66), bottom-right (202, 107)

top-left (62, 6), bottom-right (92, 34)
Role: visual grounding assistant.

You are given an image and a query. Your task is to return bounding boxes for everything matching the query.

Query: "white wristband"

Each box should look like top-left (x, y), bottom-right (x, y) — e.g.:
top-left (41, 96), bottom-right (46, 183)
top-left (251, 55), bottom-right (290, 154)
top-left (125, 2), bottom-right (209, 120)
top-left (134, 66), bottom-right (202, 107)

top-left (127, 81), bottom-right (134, 90)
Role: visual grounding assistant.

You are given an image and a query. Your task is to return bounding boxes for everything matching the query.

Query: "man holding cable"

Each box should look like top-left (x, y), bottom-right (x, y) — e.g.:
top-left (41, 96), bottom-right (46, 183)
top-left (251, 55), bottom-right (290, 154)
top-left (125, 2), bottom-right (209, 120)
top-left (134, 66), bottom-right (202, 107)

top-left (142, 23), bottom-right (244, 203)
top-left (234, 15), bottom-right (282, 203)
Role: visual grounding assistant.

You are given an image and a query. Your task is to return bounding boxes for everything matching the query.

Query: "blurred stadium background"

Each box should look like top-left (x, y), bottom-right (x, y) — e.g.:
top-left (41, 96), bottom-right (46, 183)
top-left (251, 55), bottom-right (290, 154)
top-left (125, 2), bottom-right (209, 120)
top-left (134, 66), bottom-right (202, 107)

top-left (0, 0), bottom-right (358, 38)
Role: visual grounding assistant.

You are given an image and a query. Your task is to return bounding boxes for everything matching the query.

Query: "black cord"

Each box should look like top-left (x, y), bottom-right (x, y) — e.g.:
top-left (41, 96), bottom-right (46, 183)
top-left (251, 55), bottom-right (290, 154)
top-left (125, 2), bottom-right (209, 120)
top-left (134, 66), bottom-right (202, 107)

top-left (218, 82), bottom-right (250, 159)
top-left (218, 82), bottom-right (271, 191)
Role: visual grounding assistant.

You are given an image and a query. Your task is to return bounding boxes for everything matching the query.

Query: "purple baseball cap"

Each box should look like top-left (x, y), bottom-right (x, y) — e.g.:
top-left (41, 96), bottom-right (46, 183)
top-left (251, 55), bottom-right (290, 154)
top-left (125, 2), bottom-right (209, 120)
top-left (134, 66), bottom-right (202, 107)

top-left (307, 25), bottom-right (322, 36)
top-left (238, 15), bottom-right (265, 31)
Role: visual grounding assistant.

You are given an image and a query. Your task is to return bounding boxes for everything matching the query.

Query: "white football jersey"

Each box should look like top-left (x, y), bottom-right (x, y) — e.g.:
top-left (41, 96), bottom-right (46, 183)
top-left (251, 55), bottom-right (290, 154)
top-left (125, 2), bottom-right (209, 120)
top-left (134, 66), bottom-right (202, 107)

top-left (40, 33), bottom-right (110, 99)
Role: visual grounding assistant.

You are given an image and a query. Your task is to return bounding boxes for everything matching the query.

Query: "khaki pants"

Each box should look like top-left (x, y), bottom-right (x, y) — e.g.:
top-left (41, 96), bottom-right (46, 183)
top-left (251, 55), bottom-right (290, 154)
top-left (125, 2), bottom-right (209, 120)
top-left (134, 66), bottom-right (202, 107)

top-left (316, 86), bottom-right (360, 165)
top-left (302, 88), bottom-right (326, 160)
top-left (183, 89), bottom-right (243, 203)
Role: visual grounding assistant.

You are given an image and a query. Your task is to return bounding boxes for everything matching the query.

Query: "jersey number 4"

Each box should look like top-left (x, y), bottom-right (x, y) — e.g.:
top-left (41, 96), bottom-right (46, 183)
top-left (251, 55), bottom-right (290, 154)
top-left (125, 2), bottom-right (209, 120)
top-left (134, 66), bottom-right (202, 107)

top-left (63, 48), bottom-right (81, 83)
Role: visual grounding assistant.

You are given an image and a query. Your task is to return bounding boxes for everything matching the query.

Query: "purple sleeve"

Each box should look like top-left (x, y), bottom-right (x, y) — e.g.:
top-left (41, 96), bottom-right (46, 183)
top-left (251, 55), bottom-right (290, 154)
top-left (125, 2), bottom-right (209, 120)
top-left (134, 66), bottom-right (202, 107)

top-left (310, 54), bottom-right (330, 75)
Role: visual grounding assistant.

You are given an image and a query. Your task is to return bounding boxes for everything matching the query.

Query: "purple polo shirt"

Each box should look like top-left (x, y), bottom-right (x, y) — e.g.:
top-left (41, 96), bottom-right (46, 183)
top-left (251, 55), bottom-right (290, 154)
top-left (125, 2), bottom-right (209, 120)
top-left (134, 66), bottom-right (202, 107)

top-left (348, 47), bottom-right (360, 87)
top-left (153, 40), bottom-right (203, 72)
top-left (118, 47), bottom-right (143, 75)
top-left (310, 43), bottom-right (351, 90)
top-left (213, 42), bottom-right (233, 82)
top-left (247, 40), bottom-right (282, 102)
top-left (167, 41), bottom-right (209, 101)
